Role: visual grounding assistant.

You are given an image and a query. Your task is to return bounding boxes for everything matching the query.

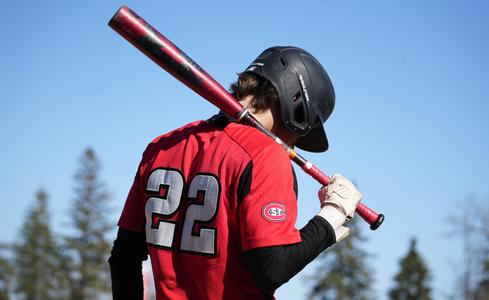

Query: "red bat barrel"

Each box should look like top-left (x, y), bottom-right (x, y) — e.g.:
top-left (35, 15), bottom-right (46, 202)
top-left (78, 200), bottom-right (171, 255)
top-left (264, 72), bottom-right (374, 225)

top-left (109, 6), bottom-right (384, 230)
top-left (108, 6), bottom-right (245, 119)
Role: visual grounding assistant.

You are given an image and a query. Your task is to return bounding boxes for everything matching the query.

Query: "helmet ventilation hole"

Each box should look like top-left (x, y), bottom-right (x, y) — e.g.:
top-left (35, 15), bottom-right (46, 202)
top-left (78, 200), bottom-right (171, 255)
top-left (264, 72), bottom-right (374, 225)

top-left (293, 91), bottom-right (301, 102)
top-left (280, 57), bottom-right (287, 66)
top-left (294, 103), bottom-right (305, 124)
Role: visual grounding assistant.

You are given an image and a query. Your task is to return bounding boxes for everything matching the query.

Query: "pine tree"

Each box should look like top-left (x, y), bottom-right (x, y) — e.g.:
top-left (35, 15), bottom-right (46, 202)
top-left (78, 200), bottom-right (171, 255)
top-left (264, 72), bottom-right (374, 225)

top-left (0, 243), bottom-right (14, 300)
top-left (474, 204), bottom-right (489, 300)
top-left (65, 148), bottom-right (111, 299)
top-left (13, 189), bottom-right (69, 300)
top-left (307, 217), bottom-right (374, 300)
top-left (474, 259), bottom-right (489, 300)
top-left (388, 238), bottom-right (432, 300)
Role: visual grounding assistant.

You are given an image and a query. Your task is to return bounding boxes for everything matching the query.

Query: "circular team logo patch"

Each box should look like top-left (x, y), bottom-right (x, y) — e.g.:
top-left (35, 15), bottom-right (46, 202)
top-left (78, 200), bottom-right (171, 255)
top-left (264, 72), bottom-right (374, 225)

top-left (262, 202), bottom-right (287, 222)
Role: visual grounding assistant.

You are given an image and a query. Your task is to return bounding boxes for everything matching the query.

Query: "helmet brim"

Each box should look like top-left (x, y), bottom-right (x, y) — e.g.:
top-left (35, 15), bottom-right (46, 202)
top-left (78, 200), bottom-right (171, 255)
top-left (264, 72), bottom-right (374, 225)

top-left (295, 126), bottom-right (328, 152)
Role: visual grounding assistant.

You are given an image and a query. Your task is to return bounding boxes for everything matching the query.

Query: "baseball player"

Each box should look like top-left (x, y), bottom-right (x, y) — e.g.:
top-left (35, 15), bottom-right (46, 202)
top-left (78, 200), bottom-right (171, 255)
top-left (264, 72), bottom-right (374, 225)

top-left (109, 47), bottom-right (362, 300)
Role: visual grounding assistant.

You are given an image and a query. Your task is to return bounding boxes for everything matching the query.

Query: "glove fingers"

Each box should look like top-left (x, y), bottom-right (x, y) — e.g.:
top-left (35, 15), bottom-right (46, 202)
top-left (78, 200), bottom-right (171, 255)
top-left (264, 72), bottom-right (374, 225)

top-left (318, 186), bottom-right (328, 204)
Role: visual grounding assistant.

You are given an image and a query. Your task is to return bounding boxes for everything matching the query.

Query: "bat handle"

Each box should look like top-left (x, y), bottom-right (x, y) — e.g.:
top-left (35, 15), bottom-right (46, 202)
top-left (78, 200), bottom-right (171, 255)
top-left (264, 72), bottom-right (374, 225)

top-left (301, 162), bottom-right (385, 230)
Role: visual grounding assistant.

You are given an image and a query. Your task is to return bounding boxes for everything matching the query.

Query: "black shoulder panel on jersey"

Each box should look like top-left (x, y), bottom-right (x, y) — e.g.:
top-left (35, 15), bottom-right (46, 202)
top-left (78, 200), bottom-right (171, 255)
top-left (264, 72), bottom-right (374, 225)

top-left (237, 161), bottom-right (253, 205)
top-left (237, 161), bottom-right (298, 205)
top-left (207, 113), bottom-right (231, 128)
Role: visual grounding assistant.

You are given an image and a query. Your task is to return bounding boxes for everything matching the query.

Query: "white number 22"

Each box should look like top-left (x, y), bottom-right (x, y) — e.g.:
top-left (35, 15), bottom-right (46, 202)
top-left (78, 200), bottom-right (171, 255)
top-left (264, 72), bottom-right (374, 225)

top-left (145, 169), bottom-right (220, 255)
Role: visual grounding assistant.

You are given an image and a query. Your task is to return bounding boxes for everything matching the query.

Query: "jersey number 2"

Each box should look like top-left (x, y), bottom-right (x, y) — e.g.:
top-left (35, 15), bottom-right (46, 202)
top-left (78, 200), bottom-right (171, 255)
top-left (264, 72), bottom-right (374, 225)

top-left (145, 168), bottom-right (220, 255)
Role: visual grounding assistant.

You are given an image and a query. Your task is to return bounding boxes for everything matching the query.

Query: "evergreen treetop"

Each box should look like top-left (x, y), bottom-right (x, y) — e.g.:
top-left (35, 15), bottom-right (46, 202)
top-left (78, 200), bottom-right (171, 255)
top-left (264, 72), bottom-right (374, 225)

top-left (388, 238), bottom-right (432, 300)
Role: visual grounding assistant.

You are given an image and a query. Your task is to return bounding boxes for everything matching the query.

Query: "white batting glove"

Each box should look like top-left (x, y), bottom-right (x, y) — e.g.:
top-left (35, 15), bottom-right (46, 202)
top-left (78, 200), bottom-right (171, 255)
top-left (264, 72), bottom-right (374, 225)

top-left (317, 174), bottom-right (362, 243)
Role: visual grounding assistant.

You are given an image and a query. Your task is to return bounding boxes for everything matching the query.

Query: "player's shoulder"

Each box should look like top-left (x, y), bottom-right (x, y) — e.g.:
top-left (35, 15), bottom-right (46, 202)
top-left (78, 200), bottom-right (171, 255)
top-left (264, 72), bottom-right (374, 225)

top-left (224, 122), bottom-right (289, 164)
top-left (150, 120), bottom-right (207, 144)
top-left (141, 120), bottom-right (208, 156)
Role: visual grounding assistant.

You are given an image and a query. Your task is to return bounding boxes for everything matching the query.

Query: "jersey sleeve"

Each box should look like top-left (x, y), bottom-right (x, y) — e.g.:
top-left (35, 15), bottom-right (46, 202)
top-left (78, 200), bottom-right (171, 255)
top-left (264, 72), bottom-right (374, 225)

top-left (239, 144), bottom-right (301, 251)
top-left (118, 144), bottom-right (154, 233)
top-left (117, 170), bottom-right (145, 233)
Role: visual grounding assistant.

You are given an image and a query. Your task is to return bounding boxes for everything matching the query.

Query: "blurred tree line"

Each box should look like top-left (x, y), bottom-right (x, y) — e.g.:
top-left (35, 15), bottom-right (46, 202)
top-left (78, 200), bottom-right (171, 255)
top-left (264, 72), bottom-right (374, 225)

top-left (306, 217), bottom-right (433, 300)
top-left (446, 199), bottom-right (489, 300)
top-left (0, 148), bottom-right (488, 300)
top-left (0, 148), bottom-right (111, 300)
top-left (306, 197), bottom-right (489, 300)
top-left (307, 216), bottom-right (375, 300)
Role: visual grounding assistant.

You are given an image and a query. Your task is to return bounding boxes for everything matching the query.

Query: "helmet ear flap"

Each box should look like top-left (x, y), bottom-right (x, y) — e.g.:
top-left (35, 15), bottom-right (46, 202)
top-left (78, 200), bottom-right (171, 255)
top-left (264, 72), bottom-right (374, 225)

top-left (314, 115), bottom-right (322, 128)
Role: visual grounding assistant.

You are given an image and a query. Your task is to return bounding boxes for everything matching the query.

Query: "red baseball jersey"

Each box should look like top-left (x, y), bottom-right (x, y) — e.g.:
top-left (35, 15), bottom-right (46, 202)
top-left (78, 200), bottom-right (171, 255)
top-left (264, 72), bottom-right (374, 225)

top-left (118, 119), bottom-right (301, 299)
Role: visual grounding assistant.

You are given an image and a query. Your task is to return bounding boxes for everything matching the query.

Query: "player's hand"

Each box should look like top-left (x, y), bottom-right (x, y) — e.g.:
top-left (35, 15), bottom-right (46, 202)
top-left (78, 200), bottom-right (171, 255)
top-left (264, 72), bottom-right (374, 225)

top-left (317, 174), bottom-right (362, 242)
top-left (319, 174), bottom-right (362, 219)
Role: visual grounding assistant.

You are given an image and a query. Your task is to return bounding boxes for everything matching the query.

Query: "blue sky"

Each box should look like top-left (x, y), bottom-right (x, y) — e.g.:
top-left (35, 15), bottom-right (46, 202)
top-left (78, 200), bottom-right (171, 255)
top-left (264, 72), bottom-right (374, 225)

top-left (1, 0), bottom-right (488, 299)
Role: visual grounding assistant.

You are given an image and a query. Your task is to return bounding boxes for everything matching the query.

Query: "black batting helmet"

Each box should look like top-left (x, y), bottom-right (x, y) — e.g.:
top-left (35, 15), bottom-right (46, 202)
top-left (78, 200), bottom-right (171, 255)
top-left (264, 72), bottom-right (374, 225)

top-left (245, 46), bottom-right (335, 152)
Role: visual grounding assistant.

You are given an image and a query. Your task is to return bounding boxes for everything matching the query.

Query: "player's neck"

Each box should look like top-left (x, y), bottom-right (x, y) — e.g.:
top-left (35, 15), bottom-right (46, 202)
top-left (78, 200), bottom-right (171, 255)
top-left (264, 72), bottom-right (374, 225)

top-left (239, 97), bottom-right (298, 146)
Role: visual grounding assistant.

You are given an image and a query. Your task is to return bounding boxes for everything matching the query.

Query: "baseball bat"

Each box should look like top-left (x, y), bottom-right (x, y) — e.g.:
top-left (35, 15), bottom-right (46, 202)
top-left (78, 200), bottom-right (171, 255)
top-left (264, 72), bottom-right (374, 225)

top-left (108, 6), bottom-right (384, 230)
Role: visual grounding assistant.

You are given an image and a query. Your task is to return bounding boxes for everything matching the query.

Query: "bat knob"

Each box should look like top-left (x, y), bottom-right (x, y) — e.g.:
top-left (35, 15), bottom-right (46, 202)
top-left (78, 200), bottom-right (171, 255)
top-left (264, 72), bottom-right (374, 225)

top-left (369, 214), bottom-right (385, 231)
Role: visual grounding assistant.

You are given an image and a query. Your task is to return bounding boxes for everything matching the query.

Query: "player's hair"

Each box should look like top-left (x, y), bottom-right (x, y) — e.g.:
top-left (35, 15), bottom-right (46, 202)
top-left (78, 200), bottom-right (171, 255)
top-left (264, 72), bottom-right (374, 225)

top-left (230, 72), bottom-right (279, 113)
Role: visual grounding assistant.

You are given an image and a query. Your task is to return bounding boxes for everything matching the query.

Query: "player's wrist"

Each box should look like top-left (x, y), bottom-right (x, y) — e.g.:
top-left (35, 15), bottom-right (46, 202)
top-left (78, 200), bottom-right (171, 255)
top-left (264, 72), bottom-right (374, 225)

top-left (317, 205), bottom-right (347, 230)
top-left (316, 207), bottom-right (350, 243)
